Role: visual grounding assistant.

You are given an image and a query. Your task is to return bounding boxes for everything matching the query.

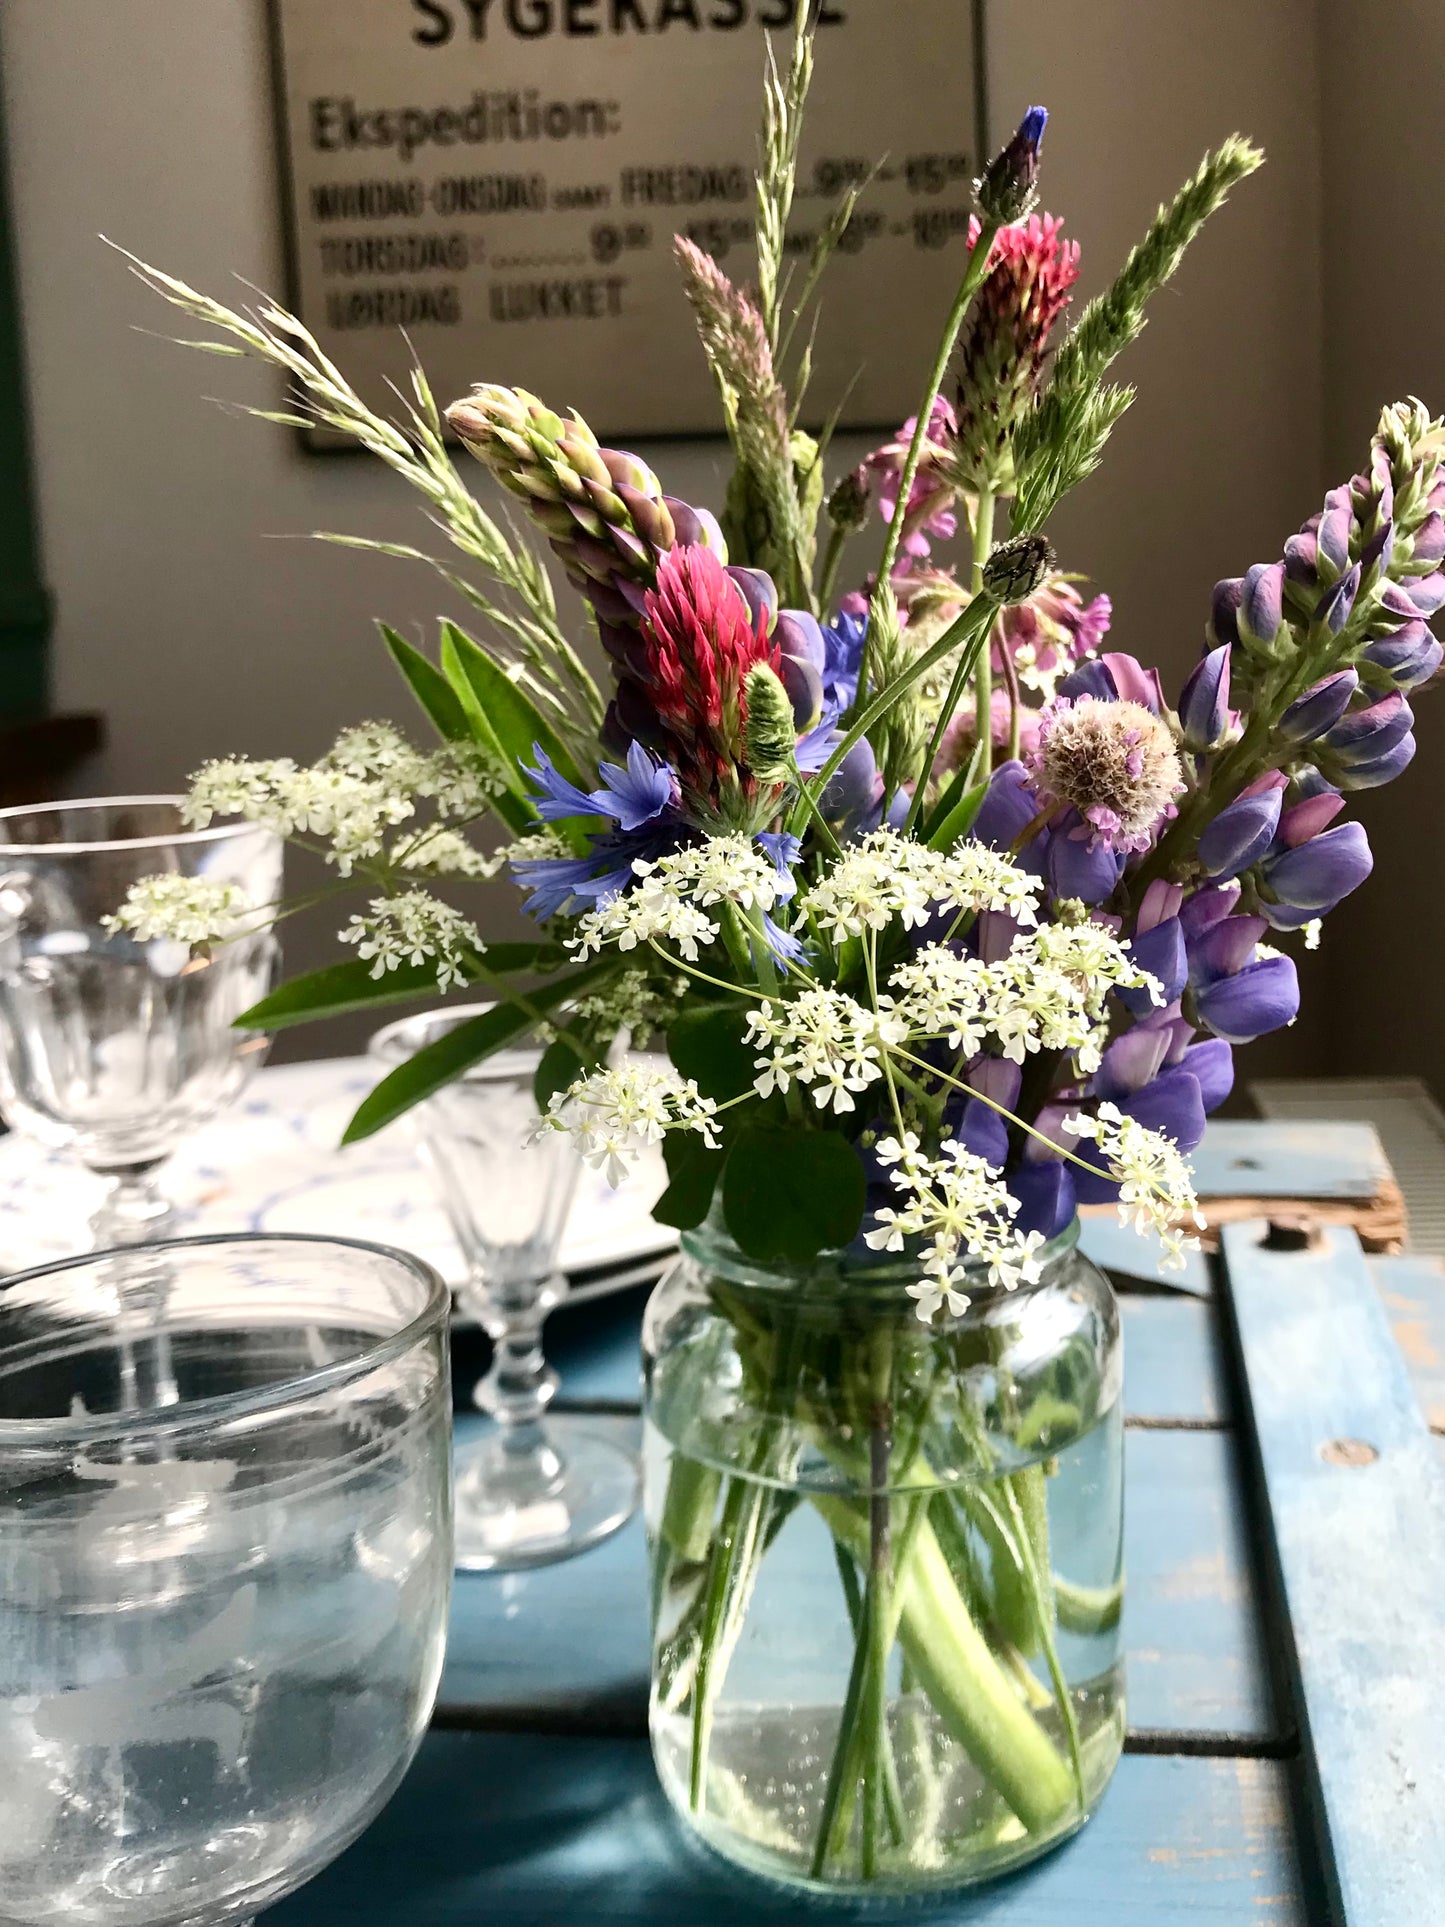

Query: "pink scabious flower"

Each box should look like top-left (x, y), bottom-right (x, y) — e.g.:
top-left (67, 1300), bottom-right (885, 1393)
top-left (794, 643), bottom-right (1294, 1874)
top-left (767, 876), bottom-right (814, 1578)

top-left (637, 543), bottom-right (781, 826)
top-left (865, 397), bottom-right (959, 561)
top-left (939, 689), bottom-right (1044, 771)
top-left (994, 575), bottom-right (1113, 701)
top-left (1028, 695), bottom-right (1184, 852)
top-left (952, 213), bottom-right (1081, 492)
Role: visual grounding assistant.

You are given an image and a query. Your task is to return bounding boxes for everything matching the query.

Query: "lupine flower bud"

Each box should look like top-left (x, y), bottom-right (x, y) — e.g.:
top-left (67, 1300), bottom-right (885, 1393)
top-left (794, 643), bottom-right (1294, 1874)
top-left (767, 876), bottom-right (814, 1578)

top-left (1403, 510), bottom-right (1445, 574)
top-left (727, 566), bottom-right (778, 634)
top-left (975, 106), bottom-right (1048, 225)
top-left (1238, 562), bottom-right (1286, 649)
top-left (1099, 652), bottom-right (1167, 714)
top-left (1316, 486), bottom-right (1353, 579)
top-left (1208, 577), bottom-right (1243, 648)
top-left (983, 533), bottom-right (1057, 603)
top-left (1405, 571), bottom-right (1445, 616)
top-left (1260, 820), bottom-right (1373, 911)
top-left (1180, 884), bottom-right (1240, 940)
top-left (1197, 784), bottom-right (1283, 879)
top-left (1278, 668), bottom-right (1358, 743)
top-left (819, 734), bottom-right (882, 826)
top-left (1190, 912), bottom-right (1270, 984)
top-left (1283, 532), bottom-right (1318, 587)
top-left (1359, 622), bottom-right (1443, 690)
top-left (1335, 733), bottom-right (1416, 789)
top-left (1178, 645), bottom-right (1232, 749)
top-left (1315, 561), bottom-right (1361, 635)
top-left (826, 464), bottom-right (871, 534)
top-left (1119, 917), bottom-right (1187, 1014)
top-left (1136, 878), bottom-right (1184, 934)
top-left (1318, 692), bottom-right (1413, 767)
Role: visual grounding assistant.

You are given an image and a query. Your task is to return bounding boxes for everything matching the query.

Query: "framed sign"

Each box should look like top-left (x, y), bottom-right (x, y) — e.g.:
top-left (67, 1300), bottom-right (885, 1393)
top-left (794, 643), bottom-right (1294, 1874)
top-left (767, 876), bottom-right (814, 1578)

top-left (266, 0), bottom-right (986, 443)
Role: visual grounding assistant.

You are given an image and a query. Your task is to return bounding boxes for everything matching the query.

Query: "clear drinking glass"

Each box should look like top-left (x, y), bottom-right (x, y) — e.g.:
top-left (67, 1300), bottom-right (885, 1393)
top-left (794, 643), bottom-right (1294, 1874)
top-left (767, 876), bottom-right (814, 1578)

top-left (0, 798), bottom-right (281, 1250)
top-left (370, 1007), bottom-right (639, 1572)
top-left (0, 1232), bottom-right (452, 1927)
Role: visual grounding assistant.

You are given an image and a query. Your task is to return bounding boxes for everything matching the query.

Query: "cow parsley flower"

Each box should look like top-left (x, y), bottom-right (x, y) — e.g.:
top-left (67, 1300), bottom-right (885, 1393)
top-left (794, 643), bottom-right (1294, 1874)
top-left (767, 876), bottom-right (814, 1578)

top-left (541, 1062), bottom-right (719, 1185)
top-left (106, 875), bottom-right (257, 945)
top-left (570, 835), bottom-right (795, 963)
top-left (864, 1133), bottom-right (1046, 1319)
top-left (746, 988), bottom-right (905, 1114)
top-left (1063, 1101), bottom-right (1204, 1268)
top-left (802, 829), bottom-right (1040, 939)
top-left (340, 891), bottom-right (483, 993)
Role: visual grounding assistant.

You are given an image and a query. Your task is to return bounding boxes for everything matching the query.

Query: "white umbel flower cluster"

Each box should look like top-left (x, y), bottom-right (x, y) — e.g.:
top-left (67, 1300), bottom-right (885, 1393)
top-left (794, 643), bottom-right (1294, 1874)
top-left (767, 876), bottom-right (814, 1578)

top-left (802, 830), bottom-right (1040, 940)
top-left (106, 875), bottom-right (256, 945)
top-left (883, 923), bottom-right (1158, 1076)
top-left (542, 1061), bottom-right (720, 1186)
top-left (745, 988), bottom-right (906, 1114)
top-left (1063, 1101), bottom-right (1204, 1269)
top-left (340, 890), bottom-right (483, 993)
top-left (185, 727), bottom-right (498, 876)
top-left (571, 835), bottom-right (788, 963)
top-left (863, 1132), bottom-right (1048, 1320)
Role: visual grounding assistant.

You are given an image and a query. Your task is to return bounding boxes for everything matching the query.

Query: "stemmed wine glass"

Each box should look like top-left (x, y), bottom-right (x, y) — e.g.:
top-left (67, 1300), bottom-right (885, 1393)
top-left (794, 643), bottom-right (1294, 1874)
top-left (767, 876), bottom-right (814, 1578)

top-left (369, 1006), bottom-right (640, 1571)
top-left (0, 1231), bottom-right (453, 1927)
top-left (0, 797), bottom-right (281, 1250)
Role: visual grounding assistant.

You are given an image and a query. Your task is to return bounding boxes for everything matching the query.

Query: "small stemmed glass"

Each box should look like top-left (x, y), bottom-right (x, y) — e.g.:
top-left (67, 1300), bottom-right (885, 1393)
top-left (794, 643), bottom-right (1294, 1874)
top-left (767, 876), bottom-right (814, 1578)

top-left (0, 797), bottom-right (280, 1251)
top-left (370, 1006), bottom-right (640, 1571)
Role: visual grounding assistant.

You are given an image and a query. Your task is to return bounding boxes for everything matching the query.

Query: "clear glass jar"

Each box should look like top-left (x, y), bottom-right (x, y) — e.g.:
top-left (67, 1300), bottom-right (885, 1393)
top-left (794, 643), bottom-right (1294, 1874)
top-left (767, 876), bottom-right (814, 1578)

top-left (642, 1215), bottom-right (1124, 1896)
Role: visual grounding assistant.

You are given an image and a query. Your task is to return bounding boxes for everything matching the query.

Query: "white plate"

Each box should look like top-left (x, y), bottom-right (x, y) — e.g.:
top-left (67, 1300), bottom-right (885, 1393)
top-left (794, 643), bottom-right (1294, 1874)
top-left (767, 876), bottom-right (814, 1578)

top-left (0, 1056), bottom-right (677, 1294)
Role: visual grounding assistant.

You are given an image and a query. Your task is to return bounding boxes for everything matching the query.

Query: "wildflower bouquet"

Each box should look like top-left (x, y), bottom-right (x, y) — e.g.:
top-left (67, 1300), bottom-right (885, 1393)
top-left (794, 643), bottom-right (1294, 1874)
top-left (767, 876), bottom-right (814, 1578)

top-left (117, 15), bottom-right (1444, 1895)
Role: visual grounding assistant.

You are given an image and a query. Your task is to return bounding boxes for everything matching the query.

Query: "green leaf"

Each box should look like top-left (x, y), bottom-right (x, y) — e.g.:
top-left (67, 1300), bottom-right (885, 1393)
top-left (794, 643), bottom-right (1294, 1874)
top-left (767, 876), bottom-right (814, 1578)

top-left (340, 958), bottom-right (615, 1143)
top-left (236, 944), bottom-right (563, 1033)
top-left (722, 1123), bottom-right (866, 1265)
top-left (440, 619), bottom-right (590, 795)
top-left (667, 1003), bottom-right (756, 1103)
top-left (380, 625), bottom-right (469, 743)
top-left (654, 1131), bottom-right (726, 1230)
top-left (927, 779), bottom-right (989, 853)
top-left (436, 625), bottom-right (538, 837)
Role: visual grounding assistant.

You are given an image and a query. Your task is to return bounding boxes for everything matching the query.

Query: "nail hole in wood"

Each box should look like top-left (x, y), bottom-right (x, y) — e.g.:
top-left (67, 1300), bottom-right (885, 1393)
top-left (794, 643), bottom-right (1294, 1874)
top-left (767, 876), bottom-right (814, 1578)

top-left (1230, 1156), bottom-right (1262, 1171)
top-left (1260, 1220), bottom-right (1317, 1252)
top-left (1320, 1437), bottom-right (1378, 1467)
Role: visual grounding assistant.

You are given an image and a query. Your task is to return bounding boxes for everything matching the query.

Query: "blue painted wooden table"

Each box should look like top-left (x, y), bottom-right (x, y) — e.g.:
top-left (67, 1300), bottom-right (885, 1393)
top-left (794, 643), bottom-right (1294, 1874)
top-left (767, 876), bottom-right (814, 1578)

top-left (265, 1132), bottom-right (1445, 1927)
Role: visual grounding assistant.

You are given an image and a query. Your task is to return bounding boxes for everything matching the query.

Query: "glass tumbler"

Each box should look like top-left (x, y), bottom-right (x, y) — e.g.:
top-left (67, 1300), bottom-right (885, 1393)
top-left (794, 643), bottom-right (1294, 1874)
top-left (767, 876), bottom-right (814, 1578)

top-left (0, 798), bottom-right (281, 1250)
top-left (370, 1007), bottom-right (639, 1572)
top-left (0, 1232), bottom-right (452, 1927)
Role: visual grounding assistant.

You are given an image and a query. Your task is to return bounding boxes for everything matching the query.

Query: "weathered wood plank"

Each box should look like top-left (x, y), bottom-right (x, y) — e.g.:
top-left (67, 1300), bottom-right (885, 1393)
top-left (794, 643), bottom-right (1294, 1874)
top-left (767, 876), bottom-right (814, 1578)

top-left (1120, 1297), bottom-right (1229, 1426)
top-left (1221, 1221), bottom-right (1445, 1927)
top-left (1369, 1253), bottom-right (1445, 1432)
top-left (439, 1422), bottom-right (1278, 1744)
top-left (1193, 1120), bottom-right (1388, 1201)
top-left (262, 1734), bottom-right (1306, 1926)
top-left (1078, 1214), bottom-right (1212, 1295)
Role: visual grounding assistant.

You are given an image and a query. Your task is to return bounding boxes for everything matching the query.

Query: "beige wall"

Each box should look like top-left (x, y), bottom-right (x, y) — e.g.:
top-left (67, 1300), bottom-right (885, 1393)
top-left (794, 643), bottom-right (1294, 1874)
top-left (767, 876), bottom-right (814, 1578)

top-left (0, 0), bottom-right (1358, 1077)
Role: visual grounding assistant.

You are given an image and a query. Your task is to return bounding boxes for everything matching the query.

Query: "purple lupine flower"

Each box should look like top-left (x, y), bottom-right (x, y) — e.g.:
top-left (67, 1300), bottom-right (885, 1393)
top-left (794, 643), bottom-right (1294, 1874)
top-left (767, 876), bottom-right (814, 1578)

top-left (1338, 735), bottom-right (1417, 788)
top-left (1180, 883), bottom-right (1241, 940)
top-left (954, 1097), bottom-right (1011, 1167)
top-left (1120, 917), bottom-right (1187, 1013)
top-left (1238, 562), bottom-right (1286, 648)
top-left (1181, 1037), bottom-right (1235, 1111)
top-left (1009, 1158), bottom-right (1077, 1239)
top-left (1278, 669), bottom-right (1358, 743)
top-left (1277, 790), bottom-right (1344, 846)
top-left (1406, 511), bottom-right (1445, 572)
top-left (1119, 1068), bottom-right (1208, 1153)
top-left (1197, 781), bottom-right (1284, 878)
top-left (1189, 912), bottom-right (1270, 984)
top-left (1136, 878), bottom-right (1184, 933)
top-left (1094, 1025), bottom-right (1172, 1097)
top-left (1098, 652), bottom-right (1167, 713)
top-left (1209, 577), bottom-right (1243, 647)
top-left (727, 566), bottom-right (778, 633)
top-left (974, 759), bottom-right (1040, 848)
top-left (1056, 659), bottom-right (1119, 703)
top-left (1405, 572), bottom-right (1445, 616)
top-left (967, 1053), bottom-right (1024, 1110)
top-left (1359, 621), bottom-right (1443, 690)
top-left (1178, 645), bottom-right (1232, 749)
top-left (1259, 820), bottom-right (1373, 911)
top-left (1317, 693), bottom-right (1414, 768)
top-left (1046, 820), bottom-right (1125, 902)
top-left (1316, 562), bottom-right (1361, 635)
top-left (1194, 952), bottom-right (1301, 1042)
top-left (1317, 485), bottom-right (1353, 576)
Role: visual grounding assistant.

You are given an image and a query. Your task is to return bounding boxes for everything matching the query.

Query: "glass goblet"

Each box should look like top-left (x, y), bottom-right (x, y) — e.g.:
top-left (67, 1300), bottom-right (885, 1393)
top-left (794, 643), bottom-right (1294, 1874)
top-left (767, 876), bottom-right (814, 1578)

top-left (0, 1231), bottom-right (453, 1927)
top-left (369, 1007), bottom-right (639, 1572)
top-left (0, 797), bottom-right (281, 1250)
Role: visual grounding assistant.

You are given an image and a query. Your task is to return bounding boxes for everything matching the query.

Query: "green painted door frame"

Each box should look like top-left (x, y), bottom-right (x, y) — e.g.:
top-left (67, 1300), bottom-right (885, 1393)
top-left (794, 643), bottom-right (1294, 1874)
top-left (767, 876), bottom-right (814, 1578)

top-left (0, 20), bottom-right (51, 723)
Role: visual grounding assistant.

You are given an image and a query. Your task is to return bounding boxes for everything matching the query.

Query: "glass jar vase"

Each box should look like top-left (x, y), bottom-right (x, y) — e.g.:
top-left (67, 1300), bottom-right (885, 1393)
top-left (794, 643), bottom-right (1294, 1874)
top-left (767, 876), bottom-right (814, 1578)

top-left (641, 1215), bottom-right (1124, 1896)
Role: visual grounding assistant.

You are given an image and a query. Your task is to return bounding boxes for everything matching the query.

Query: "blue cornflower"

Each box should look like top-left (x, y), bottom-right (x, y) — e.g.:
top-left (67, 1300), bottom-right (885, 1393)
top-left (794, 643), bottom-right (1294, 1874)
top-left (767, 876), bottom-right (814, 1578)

top-left (513, 742), bottom-right (684, 921)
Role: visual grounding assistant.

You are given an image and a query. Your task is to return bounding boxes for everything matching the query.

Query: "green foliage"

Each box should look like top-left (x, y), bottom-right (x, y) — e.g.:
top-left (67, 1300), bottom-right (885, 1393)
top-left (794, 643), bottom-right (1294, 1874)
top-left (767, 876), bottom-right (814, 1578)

top-left (1011, 135), bottom-right (1264, 534)
top-left (237, 944), bottom-right (558, 1033)
top-left (926, 778), bottom-right (989, 853)
top-left (667, 1003), bottom-right (757, 1103)
top-left (654, 1131), bottom-right (726, 1230)
top-left (722, 1122), bottom-right (867, 1264)
top-left (533, 1032), bottom-right (593, 1110)
top-left (381, 624), bottom-right (469, 742)
top-left (341, 958), bottom-right (615, 1143)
